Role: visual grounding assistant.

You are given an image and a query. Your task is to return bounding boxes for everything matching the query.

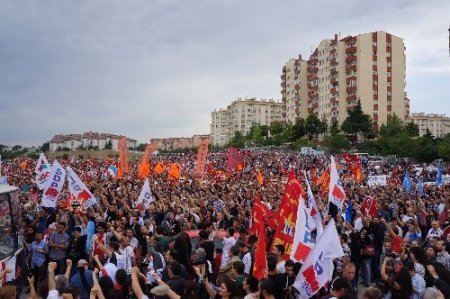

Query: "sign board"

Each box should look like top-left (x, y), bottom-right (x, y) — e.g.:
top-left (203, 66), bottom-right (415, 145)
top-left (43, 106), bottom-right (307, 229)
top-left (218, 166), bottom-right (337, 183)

top-left (367, 175), bottom-right (387, 187)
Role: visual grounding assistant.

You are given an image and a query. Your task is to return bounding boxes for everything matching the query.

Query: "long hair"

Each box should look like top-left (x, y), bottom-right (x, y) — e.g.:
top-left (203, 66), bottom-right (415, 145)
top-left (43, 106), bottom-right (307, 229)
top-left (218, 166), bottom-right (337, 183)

top-left (409, 246), bottom-right (428, 266)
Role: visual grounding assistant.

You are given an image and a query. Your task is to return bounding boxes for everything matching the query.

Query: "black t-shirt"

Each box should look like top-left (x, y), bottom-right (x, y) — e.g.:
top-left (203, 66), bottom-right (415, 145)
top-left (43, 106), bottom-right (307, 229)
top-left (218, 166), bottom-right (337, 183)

top-left (200, 240), bottom-right (215, 264)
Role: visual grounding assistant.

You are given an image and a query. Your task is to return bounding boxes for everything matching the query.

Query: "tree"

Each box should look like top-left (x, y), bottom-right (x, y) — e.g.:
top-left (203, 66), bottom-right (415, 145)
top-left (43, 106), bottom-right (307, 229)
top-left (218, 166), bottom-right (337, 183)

top-left (269, 120), bottom-right (285, 136)
top-left (40, 142), bottom-right (50, 152)
top-left (438, 136), bottom-right (450, 161)
top-left (228, 131), bottom-right (246, 148)
top-left (260, 125), bottom-right (269, 138)
top-left (105, 140), bottom-right (113, 150)
top-left (329, 120), bottom-right (340, 136)
top-left (424, 128), bottom-right (434, 139)
top-left (379, 114), bottom-right (404, 138)
top-left (305, 115), bottom-right (323, 140)
top-left (136, 143), bottom-right (148, 152)
top-left (247, 123), bottom-right (264, 146)
top-left (405, 122), bottom-right (419, 137)
top-left (292, 118), bottom-right (306, 140)
top-left (324, 134), bottom-right (351, 154)
top-left (341, 100), bottom-right (373, 140)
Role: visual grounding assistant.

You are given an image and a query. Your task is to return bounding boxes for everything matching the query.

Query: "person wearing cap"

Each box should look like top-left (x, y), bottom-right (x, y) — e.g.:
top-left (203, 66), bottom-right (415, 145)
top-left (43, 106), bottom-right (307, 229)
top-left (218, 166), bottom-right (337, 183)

top-left (320, 277), bottom-right (349, 299)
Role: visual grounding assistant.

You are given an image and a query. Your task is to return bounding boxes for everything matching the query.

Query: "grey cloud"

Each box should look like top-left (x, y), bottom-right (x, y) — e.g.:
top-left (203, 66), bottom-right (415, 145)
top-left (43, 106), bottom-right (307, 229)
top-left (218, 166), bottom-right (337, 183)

top-left (0, 0), bottom-right (449, 145)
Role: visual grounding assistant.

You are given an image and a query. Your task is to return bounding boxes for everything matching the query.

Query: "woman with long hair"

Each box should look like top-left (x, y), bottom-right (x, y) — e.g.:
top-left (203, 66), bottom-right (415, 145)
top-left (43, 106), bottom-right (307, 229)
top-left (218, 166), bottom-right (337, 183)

top-left (409, 246), bottom-right (428, 278)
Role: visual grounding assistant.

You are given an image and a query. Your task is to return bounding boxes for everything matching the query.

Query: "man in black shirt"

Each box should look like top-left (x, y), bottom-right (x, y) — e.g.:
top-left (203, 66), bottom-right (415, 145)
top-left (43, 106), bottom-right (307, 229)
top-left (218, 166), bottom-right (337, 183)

top-left (198, 230), bottom-right (215, 265)
top-left (267, 254), bottom-right (284, 299)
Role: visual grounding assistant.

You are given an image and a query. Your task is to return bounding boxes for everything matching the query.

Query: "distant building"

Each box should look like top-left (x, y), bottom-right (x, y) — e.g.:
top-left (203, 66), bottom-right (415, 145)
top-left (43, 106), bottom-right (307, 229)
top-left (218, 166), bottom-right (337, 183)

top-left (282, 31), bottom-right (409, 129)
top-left (150, 134), bottom-right (210, 151)
top-left (410, 113), bottom-right (450, 137)
top-left (49, 132), bottom-right (137, 151)
top-left (210, 97), bottom-right (283, 146)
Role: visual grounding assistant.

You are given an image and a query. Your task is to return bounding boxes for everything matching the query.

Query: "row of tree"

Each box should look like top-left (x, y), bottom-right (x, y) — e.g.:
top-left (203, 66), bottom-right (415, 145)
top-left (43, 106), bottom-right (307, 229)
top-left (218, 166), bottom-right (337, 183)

top-left (227, 101), bottom-right (449, 162)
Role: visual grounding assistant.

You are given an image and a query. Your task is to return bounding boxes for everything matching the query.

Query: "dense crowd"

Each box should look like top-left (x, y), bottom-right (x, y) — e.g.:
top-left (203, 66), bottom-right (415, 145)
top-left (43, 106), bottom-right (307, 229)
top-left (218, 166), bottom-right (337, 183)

top-left (0, 150), bottom-right (449, 299)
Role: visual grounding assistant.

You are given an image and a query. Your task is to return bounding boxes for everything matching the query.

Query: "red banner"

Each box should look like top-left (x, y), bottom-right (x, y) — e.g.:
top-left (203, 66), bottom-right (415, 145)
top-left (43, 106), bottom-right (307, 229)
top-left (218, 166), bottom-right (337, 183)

top-left (141, 144), bottom-right (156, 165)
top-left (226, 147), bottom-right (243, 171)
top-left (343, 154), bottom-right (363, 182)
top-left (270, 171), bottom-right (303, 260)
top-left (194, 138), bottom-right (209, 179)
top-left (118, 136), bottom-right (129, 177)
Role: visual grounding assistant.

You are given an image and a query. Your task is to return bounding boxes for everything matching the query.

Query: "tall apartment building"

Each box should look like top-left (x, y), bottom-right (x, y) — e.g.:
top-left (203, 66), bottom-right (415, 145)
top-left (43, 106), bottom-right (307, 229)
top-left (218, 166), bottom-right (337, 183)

top-left (211, 98), bottom-right (283, 146)
top-left (283, 31), bottom-right (409, 128)
top-left (281, 55), bottom-right (308, 123)
top-left (410, 113), bottom-right (450, 137)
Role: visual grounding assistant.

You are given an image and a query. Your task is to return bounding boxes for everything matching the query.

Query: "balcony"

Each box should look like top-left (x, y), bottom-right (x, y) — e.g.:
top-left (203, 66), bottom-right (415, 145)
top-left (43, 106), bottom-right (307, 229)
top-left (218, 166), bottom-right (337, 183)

top-left (346, 65), bottom-right (357, 73)
top-left (330, 58), bottom-right (338, 66)
top-left (331, 87), bottom-right (337, 94)
top-left (346, 86), bottom-right (357, 93)
top-left (346, 56), bottom-right (357, 63)
top-left (346, 46), bottom-right (357, 54)
top-left (372, 74), bottom-right (378, 81)
top-left (331, 77), bottom-right (338, 85)
top-left (346, 75), bottom-right (357, 81)
top-left (346, 94), bottom-right (357, 102)
top-left (281, 74), bottom-right (286, 80)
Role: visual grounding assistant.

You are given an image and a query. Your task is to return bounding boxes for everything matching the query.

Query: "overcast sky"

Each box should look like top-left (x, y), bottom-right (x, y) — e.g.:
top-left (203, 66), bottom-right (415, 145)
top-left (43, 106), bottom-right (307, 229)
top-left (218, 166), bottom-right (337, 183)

top-left (1, 0), bottom-right (449, 146)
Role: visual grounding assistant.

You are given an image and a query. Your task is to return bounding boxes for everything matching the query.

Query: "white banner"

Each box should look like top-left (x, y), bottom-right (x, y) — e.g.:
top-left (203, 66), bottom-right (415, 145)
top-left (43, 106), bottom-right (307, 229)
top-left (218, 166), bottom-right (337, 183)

top-left (66, 165), bottom-right (96, 210)
top-left (304, 172), bottom-right (324, 236)
top-left (41, 160), bottom-right (66, 208)
top-left (328, 156), bottom-right (346, 210)
top-left (367, 175), bottom-right (387, 187)
top-left (35, 153), bottom-right (51, 190)
top-left (136, 178), bottom-right (154, 211)
top-left (293, 219), bottom-right (344, 298)
top-left (291, 197), bottom-right (315, 263)
top-left (0, 255), bottom-right (16, 283)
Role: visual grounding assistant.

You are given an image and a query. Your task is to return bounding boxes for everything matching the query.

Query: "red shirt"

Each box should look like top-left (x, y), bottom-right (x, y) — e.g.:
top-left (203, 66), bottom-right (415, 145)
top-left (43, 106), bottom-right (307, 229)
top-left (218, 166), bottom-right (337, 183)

top-left (392, 235), bottom-right (403, 254)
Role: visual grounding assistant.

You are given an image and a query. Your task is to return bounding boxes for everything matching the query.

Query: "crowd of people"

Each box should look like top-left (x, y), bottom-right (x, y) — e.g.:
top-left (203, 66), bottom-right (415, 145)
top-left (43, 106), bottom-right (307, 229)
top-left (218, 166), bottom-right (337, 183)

top-left (0, 149), bottom-right (448, 299)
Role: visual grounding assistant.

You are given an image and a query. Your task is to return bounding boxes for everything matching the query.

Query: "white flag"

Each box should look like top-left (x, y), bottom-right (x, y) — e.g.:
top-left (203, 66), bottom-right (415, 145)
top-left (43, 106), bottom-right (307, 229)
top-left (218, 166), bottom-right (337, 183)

top-left (0, 255), bottom-right (16, 282)
top-left (293, 219), bottom-right (344, 298)
top-left (66, 165), bottom-right (96, 210)
top-left (41, 160), bottom-right (66, 208)
top-left (290, 196), bottom-right (315, 263)
top-left (136, 178), bottom-right (154, 211)
top-left (304, 172), bottom-right (324, 236)
top-left (328, 156), bottom-right (346, 210)
top-left (35, 153), bottom-right (51, 190)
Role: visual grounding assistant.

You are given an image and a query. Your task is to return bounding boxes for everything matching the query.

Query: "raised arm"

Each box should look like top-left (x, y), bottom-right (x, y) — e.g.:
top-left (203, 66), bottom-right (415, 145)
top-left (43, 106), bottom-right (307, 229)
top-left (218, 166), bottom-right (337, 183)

top-left (381, 218), bottom-right (396, 237)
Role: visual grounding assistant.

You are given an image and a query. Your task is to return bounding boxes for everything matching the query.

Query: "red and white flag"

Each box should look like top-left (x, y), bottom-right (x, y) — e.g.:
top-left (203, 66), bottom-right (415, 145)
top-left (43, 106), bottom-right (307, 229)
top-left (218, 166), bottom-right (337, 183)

top-left (0, 255), bottom-right (16, 284)
top-left (328, 156), bottom-right (346, 210)
top-left (35, 153), bottom-right (51, 190)
top-left (304, 172), bottom-right (324, 236)
top-left (293, 219), bottom-right (344, 298)
top-left (291, 196), bottom-right (315, 263)
top-left (41, 160), bottom-right (66, 208)
top-left (136, 178), bottom-right (154, 211)
top-left (66, 165), bottom-right (96, 210)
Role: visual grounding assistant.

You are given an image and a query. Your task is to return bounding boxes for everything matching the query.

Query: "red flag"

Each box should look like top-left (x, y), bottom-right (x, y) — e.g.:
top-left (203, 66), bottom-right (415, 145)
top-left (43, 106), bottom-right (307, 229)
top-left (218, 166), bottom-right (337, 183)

top-left (227, 147), bottom-right (243, 171)
top-left (252, 223), bottom-right (267, 280)
top-left (368, 197), bottom-right (378, 218)
top-left (310, 166), bottom-right (318, 186)
top-left (249, 197), bottom-right (272, 234)
top-left (271, 171), bottom-right (302, 260)
top-left (267, 171), bottom-right (298, 230)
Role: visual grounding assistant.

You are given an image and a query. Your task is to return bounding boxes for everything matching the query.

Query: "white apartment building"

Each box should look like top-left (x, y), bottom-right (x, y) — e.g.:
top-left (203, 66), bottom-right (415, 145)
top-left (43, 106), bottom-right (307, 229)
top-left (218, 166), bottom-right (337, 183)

top-left (211, 98), bottom-right (283, 146)
top-left (283, 31), bottom-right (409, 128)
top-left (49, 132), bottom-right (137, 152)
top-left (410, 113), bottom-right (450, 137)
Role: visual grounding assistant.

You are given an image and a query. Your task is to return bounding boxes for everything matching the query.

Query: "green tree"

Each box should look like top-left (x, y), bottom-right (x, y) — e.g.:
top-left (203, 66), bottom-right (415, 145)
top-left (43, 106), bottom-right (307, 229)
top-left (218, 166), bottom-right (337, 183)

top-left (305, 115), bottom-right (322, 140)
top-left (136, 143), bottom-right (148, 152)
top-left (261, 125), bottom-right (269, 138)
top-left (229, 131), bottom-right (246, 148)
top-left (269, 120), bottom-right (285, 136)
top-left (438, 136), bottom-right (450, 161)
top-left (247, 123), bottom-right (264, 146)
top-left (324, 134), bottom-right (351, 154)
top-left (292, 118), bottom-right (306, 140)
top-left (341, 100), bottom-right (373, 140)
top-left (405, 122), bottom-right (419, 137)
top-left (105, 140), bottom-right (113, 150)
top-left (379, 114), bottom-right (405, 137)
top-left (40, 142), bottom-right (50, 152)
top-left (329, 120), bottom-right (340, 136)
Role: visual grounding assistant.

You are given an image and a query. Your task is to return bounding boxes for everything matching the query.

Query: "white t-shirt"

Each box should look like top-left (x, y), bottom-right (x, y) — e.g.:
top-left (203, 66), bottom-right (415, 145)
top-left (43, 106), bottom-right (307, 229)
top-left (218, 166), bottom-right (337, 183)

top-left (277, 260), bottom-right (286, 274)
top-left (120, 246), bottom-right (134, 274)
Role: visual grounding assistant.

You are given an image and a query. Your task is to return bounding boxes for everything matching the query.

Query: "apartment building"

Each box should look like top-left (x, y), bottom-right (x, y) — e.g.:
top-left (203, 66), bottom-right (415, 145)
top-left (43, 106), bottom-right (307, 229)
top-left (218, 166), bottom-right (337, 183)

top-left (281, 55), bottom-right (308, 123)
top-left (211, 98), bottom-right (283, 146)
top-left (283, 31), bottom-right (409, 128)
top-left (410, 113), bottom-right (450, 137)
top-left (49, 132), bottom-right (137, 151)
top-left (150, 134), bottom-right (210, 151)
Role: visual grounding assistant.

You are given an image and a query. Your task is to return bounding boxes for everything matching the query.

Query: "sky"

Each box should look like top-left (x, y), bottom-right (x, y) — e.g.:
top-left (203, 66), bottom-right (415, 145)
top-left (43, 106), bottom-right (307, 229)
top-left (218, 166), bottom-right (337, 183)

top-left (1, 0), bottom-right (449, 146)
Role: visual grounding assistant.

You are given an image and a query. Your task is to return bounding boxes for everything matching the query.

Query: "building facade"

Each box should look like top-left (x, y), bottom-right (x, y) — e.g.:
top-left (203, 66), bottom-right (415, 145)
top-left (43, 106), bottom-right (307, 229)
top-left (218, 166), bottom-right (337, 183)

top-left (410, 113), bottom-right (450, 137)
top-left (211, 98), bottom-right (283, 146)
top-left (49, 132), bottom-right (137, 152)
top-left (283, 31), bottom-right (409, 128)
top-left (281, 55), bottom-right (308, 123)
top-left (150, 134), bottom-right (210, 151)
